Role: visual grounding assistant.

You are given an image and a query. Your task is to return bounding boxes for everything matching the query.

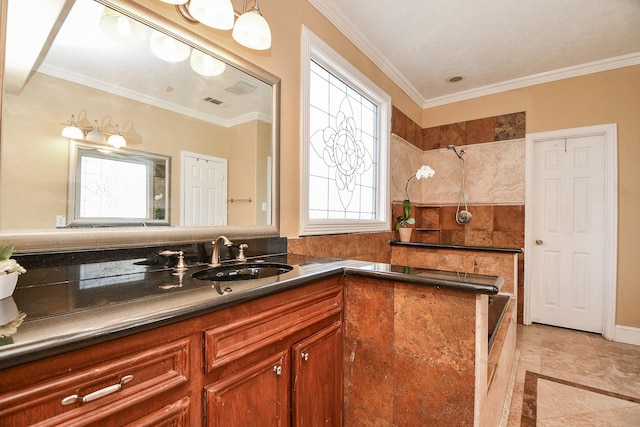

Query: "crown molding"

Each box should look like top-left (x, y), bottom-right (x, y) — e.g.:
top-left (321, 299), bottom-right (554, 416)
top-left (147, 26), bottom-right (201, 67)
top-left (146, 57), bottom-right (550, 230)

top-left (308, 0), bottom-right (424, 107)
top-left (423, 52), bottom-right (640, 108)
top-left (308, 0), bottom-right (640, 109)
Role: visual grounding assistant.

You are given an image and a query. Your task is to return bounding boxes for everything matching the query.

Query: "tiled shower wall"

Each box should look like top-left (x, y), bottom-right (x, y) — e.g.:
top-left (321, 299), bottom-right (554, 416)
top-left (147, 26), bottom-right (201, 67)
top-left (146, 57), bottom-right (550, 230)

top-left (391, 203), bottom-right (524, 249)
top-left (392, 107), bottom-right (526, 149)
top-left (392, 108), bottom-right (526, 322)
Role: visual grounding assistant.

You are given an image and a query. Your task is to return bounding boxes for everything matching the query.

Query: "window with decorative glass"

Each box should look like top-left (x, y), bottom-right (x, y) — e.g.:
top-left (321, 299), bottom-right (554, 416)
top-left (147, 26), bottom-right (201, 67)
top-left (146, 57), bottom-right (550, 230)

top-left (300, 27), bottom-right (390, 235)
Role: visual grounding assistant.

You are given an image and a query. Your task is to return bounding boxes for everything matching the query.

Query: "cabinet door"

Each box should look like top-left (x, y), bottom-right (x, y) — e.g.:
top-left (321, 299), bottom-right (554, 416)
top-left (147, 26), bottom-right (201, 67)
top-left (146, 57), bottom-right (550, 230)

top-left (292, 322), bottom-right (343, 427)
top-left (204, 350), bottom-right (290, 427)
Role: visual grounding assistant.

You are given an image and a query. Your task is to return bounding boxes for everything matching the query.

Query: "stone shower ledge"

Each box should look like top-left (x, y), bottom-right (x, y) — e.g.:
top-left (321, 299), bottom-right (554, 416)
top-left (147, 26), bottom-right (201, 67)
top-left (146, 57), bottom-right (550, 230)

top-left (390, 241), bottom-right (523, 254)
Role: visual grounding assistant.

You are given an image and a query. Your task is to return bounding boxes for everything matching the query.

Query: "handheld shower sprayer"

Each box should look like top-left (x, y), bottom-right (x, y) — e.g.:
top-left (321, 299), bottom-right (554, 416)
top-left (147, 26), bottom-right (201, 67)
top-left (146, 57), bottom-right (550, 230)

top-left (448, 144), bottom-right (472, 224)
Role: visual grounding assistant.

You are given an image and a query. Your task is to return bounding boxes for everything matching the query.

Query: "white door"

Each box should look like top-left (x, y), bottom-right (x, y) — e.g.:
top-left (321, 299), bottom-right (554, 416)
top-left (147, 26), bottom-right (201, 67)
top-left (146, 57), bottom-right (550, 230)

top-left (181, 152), bottom-right (227, 226)
top-left (530, 134), bottom-right (606, 333)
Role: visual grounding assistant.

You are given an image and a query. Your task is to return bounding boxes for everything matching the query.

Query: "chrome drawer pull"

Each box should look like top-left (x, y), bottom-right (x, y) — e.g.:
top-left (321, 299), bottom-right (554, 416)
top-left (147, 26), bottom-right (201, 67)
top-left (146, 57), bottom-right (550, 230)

top-left (61, 375), bottom-right (134, 405)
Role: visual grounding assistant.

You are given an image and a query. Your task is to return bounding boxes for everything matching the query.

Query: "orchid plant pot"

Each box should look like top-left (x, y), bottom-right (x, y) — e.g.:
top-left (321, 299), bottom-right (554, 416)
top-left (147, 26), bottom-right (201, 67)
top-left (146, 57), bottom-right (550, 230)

top-left (0, 272), bottom-right (19, 300)
top-left (398, 227), bottom-right (412, 242)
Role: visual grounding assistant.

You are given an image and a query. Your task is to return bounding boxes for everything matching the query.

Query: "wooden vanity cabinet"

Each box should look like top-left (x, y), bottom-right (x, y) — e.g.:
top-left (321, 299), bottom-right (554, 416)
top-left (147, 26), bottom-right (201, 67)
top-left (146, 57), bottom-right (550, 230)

top-left (0, 276), bottom-right (344, 426)
top-left (0, 322), bottom-right (199, 426)
top-left (202, 277), bottom-right (344, 427)
top-left (292, 321), bottom-right (343, 427)
top-left (204, 349), bottom-right (291, 426)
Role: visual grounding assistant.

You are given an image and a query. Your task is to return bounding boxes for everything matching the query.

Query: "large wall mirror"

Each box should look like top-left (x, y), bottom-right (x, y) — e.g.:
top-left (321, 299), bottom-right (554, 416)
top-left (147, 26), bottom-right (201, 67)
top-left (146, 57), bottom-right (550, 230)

top-left (0, 0), bottom-right (280, 252)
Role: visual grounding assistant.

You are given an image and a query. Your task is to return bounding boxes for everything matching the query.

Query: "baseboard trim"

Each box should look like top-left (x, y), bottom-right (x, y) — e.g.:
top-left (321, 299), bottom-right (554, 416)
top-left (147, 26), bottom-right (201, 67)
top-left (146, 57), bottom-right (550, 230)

top-left (614, 325), bottom-right (640, 346)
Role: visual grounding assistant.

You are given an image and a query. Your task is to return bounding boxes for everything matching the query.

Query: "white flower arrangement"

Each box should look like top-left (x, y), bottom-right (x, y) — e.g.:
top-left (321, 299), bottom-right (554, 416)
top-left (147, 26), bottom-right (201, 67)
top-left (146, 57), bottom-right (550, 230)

top-left (0, 245), bottom-right (25, 275)
top-left (396, 165), bottom-right (435, 230)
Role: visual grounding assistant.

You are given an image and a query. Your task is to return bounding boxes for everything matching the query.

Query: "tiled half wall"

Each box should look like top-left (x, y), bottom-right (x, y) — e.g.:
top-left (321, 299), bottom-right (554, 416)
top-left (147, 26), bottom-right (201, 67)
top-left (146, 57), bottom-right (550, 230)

top-left (289, 109), bottom-right (527, 320)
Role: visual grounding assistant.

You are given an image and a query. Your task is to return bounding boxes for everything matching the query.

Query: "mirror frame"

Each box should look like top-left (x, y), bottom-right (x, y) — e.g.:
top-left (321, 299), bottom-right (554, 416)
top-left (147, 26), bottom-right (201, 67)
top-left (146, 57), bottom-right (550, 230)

top-left (0, 0), bottom-right (281, 253)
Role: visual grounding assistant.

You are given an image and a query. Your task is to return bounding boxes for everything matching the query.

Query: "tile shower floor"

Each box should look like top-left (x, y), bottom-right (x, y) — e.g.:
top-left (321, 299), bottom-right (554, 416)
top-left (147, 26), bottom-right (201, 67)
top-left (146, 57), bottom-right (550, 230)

top-left (507, 323), bottom-right (640, 426)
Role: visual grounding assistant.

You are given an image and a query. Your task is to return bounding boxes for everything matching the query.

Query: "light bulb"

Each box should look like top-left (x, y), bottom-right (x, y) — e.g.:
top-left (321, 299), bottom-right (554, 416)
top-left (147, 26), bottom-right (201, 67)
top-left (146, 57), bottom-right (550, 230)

top-left (188, 0), bottom-right (234, 30)
top-left (108, 125), bottom-right (126, 148)
top-left (61, 115), bottom-right (84, 139)
top-left (232, 6), bottom-right (271, 50)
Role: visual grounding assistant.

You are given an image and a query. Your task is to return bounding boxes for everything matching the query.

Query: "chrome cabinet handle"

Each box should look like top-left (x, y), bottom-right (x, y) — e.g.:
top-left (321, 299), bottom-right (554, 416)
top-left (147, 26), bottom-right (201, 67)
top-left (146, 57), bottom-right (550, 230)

top-left (61, 375), bottom-right (133, 405)
top-left (273, 365), bottom-right (282, 376)
top-left (301, 352), bottom-right (309, 362)
top-left (535, 239), bottom-right (543, 245)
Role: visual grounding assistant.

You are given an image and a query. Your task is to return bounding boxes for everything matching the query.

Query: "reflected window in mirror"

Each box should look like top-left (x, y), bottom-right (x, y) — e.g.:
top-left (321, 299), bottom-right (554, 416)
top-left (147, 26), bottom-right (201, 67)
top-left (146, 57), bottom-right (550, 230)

top-left (67, 142), bottom-right (170, 227)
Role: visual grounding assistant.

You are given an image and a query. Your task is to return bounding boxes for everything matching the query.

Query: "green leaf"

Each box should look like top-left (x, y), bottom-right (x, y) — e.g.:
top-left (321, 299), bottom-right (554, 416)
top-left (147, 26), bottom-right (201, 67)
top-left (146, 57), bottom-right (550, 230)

top-left (402, 199), bottom-right (411, 219)
top-left (0, 245), bottom-right (14, 261)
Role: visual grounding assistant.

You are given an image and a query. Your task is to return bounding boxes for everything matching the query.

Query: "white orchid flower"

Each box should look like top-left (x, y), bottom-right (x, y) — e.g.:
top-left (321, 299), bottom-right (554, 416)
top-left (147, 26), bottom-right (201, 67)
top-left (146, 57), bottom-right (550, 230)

top-left (416, 165), bottom-right (435, 180)
top-left (403, 164), bottom-right (435, 201)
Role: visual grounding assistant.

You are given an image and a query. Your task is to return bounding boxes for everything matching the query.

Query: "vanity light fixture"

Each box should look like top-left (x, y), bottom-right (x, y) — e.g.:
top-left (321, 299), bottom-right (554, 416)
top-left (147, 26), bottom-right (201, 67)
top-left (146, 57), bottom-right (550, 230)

top-left (174, 0), bottom-right (272, 50)
top-left (232, 0), bottom-right (271, 50)
top-left (107, 125), bottom-right (127, 148)
top-left (188, 0), bottom-right (235, 30)
top-left (61, 114), bottom-right (131, 148)
top-left (61, 115), bottom-right (84, 140)
top-left (85, 120), bottom-right (107, 144)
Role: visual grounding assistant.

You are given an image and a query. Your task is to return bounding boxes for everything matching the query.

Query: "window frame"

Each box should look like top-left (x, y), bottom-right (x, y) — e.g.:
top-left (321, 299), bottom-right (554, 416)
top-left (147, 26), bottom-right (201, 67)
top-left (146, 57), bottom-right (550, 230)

top-left (300, 26), bottom-right (391, 236)
top-left (66, 141), bottom-right (170, 227)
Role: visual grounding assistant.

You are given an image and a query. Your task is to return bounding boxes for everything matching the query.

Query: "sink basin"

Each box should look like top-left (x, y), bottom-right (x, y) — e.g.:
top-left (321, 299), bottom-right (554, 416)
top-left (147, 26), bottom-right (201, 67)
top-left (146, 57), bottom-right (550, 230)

top-left (192, 262), bottom-right (293, 282)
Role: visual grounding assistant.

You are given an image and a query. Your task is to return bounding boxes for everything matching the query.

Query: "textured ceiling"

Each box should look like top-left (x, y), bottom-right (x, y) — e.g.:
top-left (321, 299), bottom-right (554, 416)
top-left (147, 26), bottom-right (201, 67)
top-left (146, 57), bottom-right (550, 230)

top-left (310, 0), bottom-right (640, 107)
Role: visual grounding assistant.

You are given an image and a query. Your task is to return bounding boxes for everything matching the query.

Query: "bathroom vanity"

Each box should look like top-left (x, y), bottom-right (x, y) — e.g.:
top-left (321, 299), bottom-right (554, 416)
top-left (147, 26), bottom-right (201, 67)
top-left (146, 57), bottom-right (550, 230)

top-left (0, 241), bottom-right (504, 426)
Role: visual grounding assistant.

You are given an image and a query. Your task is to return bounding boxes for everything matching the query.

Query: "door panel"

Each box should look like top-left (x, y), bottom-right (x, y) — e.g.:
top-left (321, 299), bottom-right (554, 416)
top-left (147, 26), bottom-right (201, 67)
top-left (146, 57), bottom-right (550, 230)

top-left (531, 135), bottom-right (605, 333)
top-left (182, 153), bottom-right (226, 226)
top-left (292, 322), bottom-right (342, 427)
top-left (204, 350), bottom-right (289, 427)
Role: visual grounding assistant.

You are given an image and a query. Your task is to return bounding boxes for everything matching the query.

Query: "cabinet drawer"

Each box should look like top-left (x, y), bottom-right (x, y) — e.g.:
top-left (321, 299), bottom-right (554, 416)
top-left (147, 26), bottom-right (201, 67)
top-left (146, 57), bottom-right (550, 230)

top-left (204, 285), bottom-right (342, 373)
top-left (124, 396), bottom-right (191, 427)
top-left (0, 337), bottom-right (190, 426)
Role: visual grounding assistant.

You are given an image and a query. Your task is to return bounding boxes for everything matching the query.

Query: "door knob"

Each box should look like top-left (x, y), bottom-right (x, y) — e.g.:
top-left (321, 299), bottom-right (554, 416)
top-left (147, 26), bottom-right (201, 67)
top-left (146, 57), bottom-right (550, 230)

top-left (535, 239), bottom-right (543, 245)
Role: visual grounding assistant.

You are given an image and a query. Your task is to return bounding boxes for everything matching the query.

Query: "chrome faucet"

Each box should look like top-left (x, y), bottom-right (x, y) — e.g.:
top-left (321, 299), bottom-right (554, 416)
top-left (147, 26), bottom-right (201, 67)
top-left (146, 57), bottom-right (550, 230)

top-left (210, 235), bottom-right (233, 266)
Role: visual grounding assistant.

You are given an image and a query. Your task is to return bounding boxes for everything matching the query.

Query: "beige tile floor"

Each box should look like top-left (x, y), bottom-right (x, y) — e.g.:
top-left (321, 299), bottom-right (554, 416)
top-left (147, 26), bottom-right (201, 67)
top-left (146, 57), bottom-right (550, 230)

top-left (507, 323), bottom-right (640, 426)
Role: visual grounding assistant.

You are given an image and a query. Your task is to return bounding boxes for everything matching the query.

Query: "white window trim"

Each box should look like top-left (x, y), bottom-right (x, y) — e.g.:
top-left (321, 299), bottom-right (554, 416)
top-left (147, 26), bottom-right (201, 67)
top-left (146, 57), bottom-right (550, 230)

top-left (300, 26), bottom-right (391, 236)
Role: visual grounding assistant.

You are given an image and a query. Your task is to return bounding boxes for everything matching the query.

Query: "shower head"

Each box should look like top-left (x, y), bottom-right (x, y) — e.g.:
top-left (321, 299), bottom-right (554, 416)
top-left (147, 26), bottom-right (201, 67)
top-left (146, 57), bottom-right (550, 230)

top-left (447, 144), bottom-right (465, 159)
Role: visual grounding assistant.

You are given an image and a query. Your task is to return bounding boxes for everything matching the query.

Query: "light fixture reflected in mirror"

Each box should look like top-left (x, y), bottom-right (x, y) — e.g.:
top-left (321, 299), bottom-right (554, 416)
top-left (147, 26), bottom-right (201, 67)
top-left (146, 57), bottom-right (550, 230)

top-left (61, 113), bottom-right (137, 148)
top-left (61, 115), bottom-right (84, 139)
top-left (107, 125), bottom-right (126, 148)
top-left (85, 120), bottom-right (107, 144)
top-left (176, 0), bottom-right (272, 50)
top-left (150, 30), bottom-right (191, 62)
top-left (190, 49), bottom-right (226, 76)
top-left (100, 7), bottom-right (147, 44)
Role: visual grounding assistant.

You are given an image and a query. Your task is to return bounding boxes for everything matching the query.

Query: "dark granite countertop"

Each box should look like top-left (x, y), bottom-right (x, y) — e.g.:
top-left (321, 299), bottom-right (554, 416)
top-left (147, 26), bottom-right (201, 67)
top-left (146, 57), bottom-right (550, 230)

top-left (390, 241), bottom-right (524, 253)
top-left (0, 246), bottom-right (503, 370)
